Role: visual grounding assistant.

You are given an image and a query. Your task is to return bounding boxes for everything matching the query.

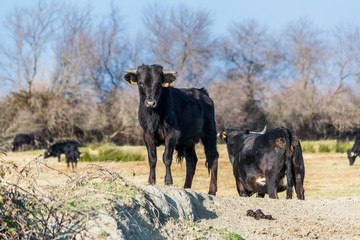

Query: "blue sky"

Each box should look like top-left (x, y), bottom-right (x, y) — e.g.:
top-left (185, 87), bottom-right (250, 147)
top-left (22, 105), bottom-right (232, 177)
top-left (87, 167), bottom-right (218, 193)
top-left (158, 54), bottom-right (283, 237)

top-left (0, 0), bottom-right (359, 96)
top-left (1, 0), bottom-right (360, 39)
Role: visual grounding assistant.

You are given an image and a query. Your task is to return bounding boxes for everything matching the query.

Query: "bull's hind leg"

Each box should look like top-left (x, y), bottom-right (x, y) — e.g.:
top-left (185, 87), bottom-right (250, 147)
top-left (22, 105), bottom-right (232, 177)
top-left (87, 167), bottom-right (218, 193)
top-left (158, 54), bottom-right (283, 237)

top-left (265, 171), bottom-right (279, 199)
top-left (236, 178), bottom-right (251, 197)
top-left (295, 173), bottom-right (305, 200)
top-left (184, 145), bottom-right (198, 189)
top-left (201, 129), bottom-right (219, 196)
top-left (233, 166), bottom-right (251, 197)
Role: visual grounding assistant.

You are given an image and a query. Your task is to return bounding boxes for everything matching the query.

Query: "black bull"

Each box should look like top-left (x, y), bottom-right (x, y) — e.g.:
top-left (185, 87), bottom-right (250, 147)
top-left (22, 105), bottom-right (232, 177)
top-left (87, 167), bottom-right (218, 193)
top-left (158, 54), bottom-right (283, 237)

top-left (124, 64), bottom-right (219, 195)
top-left (347, 136), bottom-right (360, 165)
top-left (11, 133), bottom-right (35, 152)
top-left (219, 127), bottom-right (305, 200)
top-left (44, 140), bottom-right (80, 162)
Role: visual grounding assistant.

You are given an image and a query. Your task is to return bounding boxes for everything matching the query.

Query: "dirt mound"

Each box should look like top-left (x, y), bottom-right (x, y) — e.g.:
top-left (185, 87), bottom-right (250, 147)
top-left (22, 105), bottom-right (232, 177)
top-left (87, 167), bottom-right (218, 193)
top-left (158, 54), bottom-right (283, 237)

top-left (81, 185), bottom-right (360, 239)
top-left (98, 186), bottom-right (222, 239)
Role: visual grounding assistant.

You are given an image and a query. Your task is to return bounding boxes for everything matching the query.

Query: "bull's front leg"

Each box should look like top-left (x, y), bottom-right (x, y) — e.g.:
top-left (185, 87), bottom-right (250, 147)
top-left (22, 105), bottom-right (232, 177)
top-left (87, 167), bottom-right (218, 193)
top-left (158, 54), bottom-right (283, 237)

top-left (145, 140), bottom-right (157, 185)
top-left (163, 138), bottom-right (176, 185)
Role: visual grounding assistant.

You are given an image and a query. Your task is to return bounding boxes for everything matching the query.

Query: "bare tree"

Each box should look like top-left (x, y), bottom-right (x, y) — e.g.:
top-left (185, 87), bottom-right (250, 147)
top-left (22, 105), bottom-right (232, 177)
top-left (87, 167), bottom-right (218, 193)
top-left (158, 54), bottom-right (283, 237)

top-left (284, 18), bottom-right (327, 89)
top-left (330, 24), bottom-right (360, 95)
top-left (86, 5), bottom-right (139, 140)
top-left (0, 1), bottom-right (60, 94)
top-left (0, 1), bottom-right (144, 144)
top-left (209, 81), bottom-right (248, 130)
top-left (50, 3), bottom-right (94, 96)
top-left (266, 19), bottom-right (335, 138)
top-left (218, 19), bottom-right (283, 129)
top-left (143, 3), bottom-right (216, 86)
top-left (325, 24), bottom-right (360, 132)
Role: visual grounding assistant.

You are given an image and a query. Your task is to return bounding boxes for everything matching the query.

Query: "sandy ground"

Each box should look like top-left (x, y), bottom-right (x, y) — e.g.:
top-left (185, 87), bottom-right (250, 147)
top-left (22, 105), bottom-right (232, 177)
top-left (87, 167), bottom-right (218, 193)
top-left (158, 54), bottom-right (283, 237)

top-left (198, 194), bottom-right (360, 239)
top-left (3, 149), bottom-right (360, 239)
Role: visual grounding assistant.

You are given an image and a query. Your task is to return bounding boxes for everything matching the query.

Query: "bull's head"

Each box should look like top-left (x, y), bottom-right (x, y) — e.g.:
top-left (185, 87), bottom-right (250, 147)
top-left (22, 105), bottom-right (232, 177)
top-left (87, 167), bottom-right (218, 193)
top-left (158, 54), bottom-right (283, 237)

top-left (44, 150), bottom-right (52, 159)
top-left (123, 64), bottom-right (176, 108)
top-left (217, 126), bottom-right (267, 142)
top-left (217, 131), bottom-right (228, 142)
top-left (347, 150), bottom-right (357, 166)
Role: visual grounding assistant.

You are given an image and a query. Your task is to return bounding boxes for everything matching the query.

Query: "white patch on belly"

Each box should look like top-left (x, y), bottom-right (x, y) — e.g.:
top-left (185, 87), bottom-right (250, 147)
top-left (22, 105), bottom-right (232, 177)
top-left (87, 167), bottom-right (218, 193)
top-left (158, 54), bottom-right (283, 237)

top-left (256, 177), bottom-right (266, 186)
top-left (279, 176), bottom-right (287, 187)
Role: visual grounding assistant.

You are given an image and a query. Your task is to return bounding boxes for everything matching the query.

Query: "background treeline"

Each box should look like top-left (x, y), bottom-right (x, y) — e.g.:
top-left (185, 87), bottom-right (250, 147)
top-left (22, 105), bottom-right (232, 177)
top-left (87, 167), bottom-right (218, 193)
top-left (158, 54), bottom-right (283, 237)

top-left (1, 1), bottom-right (360, 147)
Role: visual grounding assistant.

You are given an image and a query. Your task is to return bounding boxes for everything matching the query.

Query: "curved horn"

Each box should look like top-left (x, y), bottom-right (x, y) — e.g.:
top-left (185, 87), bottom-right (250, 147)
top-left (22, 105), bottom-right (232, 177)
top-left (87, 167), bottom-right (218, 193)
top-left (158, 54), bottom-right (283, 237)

top-left (123, 69), bottom-right (137, 74)
top-left (249, 125), bottom-right (267, 134)
top-left (163, 70), bottom-right (177, 74)
top-left (260, 125), bottom-right (267, 134)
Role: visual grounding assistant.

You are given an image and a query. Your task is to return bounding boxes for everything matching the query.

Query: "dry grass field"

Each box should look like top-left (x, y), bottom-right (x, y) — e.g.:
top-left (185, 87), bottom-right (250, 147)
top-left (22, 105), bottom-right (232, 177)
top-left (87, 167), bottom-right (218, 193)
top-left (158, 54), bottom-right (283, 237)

top-left (4, 144), bottom-right (360, 199)
top-left (3, 144), bottom-right (360, 239)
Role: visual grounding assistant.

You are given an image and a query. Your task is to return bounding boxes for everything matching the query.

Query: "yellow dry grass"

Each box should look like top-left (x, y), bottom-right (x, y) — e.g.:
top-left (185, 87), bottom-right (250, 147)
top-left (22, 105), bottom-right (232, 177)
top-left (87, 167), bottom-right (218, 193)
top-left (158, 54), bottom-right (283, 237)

top-left (4, 144), bottom-right (360, 199)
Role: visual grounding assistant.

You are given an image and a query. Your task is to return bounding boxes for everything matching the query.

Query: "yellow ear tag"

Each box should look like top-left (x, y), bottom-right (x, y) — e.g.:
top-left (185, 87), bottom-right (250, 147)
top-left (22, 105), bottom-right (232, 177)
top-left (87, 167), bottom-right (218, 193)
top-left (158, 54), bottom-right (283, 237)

top-left (221, 132), bottom-right (227, 141)
top-left (162, 82), bottom-right (170, 87)
top-left (130, 79), bottom-right (138, 85)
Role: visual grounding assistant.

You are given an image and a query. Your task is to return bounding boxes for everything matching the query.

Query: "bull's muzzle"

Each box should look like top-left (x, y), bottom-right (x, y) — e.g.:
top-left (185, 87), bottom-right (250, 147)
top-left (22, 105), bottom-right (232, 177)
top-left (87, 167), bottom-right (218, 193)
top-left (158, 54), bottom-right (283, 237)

top-left (145, 99), bottom-right (157, 108)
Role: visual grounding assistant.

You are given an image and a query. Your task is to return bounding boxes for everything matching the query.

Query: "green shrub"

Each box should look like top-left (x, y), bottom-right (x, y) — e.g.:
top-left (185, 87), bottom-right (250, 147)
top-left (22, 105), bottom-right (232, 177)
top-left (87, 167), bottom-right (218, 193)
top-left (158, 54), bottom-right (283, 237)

top-left (301, 140), bottom-right (353, 153)
top-left (219, 229), bottom-right (244, 240)
top-left (301, 141), bottom-right (317, 153)
top-left (335, 141), bottom-right (353, 153)
top-left (318, 144), bottom-right (331, 152)
top-left (80, 145), bottom-right (145, 162)
top-left (223, 232), bottom-right (244, 240)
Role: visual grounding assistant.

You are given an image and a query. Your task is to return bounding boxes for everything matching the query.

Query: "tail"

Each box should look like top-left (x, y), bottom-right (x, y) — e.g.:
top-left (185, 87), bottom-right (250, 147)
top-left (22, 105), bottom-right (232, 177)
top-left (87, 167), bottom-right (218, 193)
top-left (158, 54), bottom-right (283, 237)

top-left (176, 147), bottom-right (185, 163)
top-left (204, 142), bottom-right (219, 174)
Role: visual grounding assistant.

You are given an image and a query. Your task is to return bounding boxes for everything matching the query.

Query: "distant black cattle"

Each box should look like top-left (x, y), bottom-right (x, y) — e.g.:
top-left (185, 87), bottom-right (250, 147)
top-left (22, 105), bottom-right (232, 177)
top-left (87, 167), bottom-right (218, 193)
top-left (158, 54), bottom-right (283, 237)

top-left (219, 127), bottom-right (293, 199)
top-left (11, 133), bottom-right (35, 152)
top-left (65, 149), bottom-right (81, 170)
top-left (347, 136), bottom-right (360, 165)
top-left (124, 64), bottom-right (219, 195)
top-left (44, 140), bottom-right (79, 162)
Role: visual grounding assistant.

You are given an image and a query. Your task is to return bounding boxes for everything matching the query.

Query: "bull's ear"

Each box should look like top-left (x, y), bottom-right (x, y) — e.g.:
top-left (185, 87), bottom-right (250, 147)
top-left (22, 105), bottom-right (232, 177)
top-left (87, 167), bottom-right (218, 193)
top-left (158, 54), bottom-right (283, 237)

top-left (124, 73), bottom-right (138, 85)
top-left (162, 73), bottom-right (176, 87)
top-left (218, 131), bottom-right (227, 141)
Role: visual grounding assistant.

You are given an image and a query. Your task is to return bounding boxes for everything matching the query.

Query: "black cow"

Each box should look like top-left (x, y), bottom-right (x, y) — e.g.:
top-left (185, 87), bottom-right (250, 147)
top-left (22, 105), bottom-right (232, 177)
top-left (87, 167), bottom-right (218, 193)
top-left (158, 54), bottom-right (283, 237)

top-left (65, 149), bottom-right (81, 170)
top-left (219, 127), bottom-right (293, 199)
top-left (255, 134), bottom-right (305, 200)
top-left (44, 140), bottom-right (79, 162)
top-left (347, 136), bottom-right (360, 165)
top-left (124, 64), bottom-right (219, 195)
top-left (11, 133), bottom-right (35, 152)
